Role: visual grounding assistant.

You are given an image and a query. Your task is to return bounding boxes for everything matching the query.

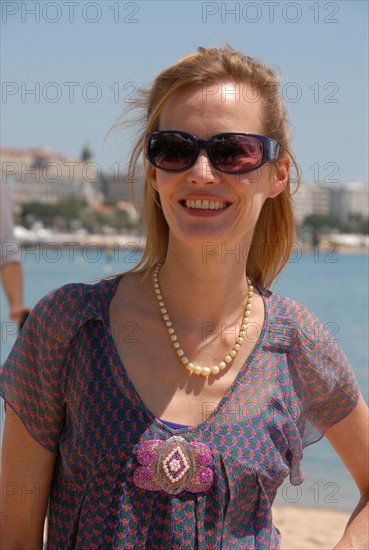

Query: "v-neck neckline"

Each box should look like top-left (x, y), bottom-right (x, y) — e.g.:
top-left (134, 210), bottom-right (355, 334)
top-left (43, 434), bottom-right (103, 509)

top-left (101, 275), bottom-right (270, 436)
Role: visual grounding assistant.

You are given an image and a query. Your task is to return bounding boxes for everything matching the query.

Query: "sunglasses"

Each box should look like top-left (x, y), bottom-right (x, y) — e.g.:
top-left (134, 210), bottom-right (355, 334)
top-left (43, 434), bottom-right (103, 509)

top-left (146, 130), bottom-right (280, 175)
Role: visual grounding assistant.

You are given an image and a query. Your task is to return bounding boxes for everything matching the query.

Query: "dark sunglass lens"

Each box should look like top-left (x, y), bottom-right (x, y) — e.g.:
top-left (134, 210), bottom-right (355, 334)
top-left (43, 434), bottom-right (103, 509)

top-left (149, 133), bottom-right (196, 170)
top-left (211, 135), bottom-right (263, 172)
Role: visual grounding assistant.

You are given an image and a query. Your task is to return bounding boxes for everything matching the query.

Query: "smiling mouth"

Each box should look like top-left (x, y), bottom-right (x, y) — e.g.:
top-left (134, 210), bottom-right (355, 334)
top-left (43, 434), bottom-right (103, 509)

top-left (182, 199), bottom-right (230, 210)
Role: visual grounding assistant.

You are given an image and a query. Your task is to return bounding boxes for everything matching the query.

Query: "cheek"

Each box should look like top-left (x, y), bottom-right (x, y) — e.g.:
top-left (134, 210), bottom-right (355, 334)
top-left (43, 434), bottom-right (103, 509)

top-left (152, 171), bottom-right (181, 199)
top-left (240, 167), bottom-right (276, 202)
top-left (151, 176), bottom-right (178, 215)
top-left (227, 173), bottom-right (262, 203)
top-left (150, 167), bottom-right (158, 192)
top-left (241, 167), bottom-right (264, 186)
top-left (229, 166), bottom-right (268, 192)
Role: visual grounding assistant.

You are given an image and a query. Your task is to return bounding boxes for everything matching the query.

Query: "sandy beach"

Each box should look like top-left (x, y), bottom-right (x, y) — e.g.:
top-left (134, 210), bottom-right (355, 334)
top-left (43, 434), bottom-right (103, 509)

top-left (273, 506), bottom-right (352, 549)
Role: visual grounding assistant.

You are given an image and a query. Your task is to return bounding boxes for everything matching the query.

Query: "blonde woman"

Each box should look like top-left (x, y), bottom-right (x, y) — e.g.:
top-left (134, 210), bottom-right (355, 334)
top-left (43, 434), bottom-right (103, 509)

top-left (1, 46), bottom-right (368, 549)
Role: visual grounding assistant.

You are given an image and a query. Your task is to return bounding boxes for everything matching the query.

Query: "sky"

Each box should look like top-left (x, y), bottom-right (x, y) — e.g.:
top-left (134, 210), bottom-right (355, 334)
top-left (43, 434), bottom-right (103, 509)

top-left (1, 0), bottom-right (368, 185)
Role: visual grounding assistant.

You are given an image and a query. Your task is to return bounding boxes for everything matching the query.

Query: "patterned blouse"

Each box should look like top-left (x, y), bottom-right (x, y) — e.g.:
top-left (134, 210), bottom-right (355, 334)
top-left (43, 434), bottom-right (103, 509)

top-left (0, 277), bottom-right (360, 549)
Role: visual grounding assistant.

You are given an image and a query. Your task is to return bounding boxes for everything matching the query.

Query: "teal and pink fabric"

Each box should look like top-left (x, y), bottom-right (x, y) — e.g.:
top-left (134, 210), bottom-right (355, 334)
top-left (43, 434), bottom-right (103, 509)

top-left (0, 277), bottom-right (359, 549)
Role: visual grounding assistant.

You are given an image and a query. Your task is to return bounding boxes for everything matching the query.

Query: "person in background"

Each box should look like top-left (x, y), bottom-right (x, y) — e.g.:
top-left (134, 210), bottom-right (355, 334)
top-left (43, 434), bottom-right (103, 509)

top-left (0, 181), bottom-right (28, 329)
top-left (0, 46), bottom-right (368, 549)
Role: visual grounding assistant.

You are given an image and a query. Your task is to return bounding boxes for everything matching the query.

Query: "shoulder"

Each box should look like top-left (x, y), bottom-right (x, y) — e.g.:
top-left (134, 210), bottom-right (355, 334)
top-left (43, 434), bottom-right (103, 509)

top-left (26, 276), bottom-right (121, 341)
top-left (262, 288), bottom-right (319, 329)
top-left (263, 288), bottom-right (308, 313)
top-left (36, 276), bottom-right (119, 309)
top-left (259, 288), bottom-right (333, 355)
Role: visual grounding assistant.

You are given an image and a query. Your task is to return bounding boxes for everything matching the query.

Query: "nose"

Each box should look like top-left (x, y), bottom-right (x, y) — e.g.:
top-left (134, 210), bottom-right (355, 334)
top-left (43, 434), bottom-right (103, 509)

top-left (186, 149), bottom-right (221, 185)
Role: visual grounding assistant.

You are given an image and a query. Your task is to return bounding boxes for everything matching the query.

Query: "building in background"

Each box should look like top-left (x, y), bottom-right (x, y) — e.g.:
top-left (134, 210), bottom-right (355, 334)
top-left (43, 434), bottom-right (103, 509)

top-left (293, 184), bottom-right (331, 225)
top-left (293, 182), bottom-right (368, 225)
top-left (329, 183), bottom-right (369, 223)
top-left (99, 164), bottom-right (144, 207)
top-left (1, 146), bottom-right (367, 231)
top-left (0, 146), bottom-right (104, 208)
top-left (0, 146), bottom-right (145, 212)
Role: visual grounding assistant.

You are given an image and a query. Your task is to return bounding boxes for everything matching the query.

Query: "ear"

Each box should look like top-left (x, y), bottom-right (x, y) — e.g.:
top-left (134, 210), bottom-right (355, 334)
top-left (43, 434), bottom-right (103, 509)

top-left (267, 155), bottom-right (290, 198)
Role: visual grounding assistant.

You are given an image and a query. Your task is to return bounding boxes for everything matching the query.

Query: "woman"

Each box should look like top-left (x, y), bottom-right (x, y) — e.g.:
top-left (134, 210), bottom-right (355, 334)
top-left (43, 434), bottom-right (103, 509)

top-left (1, 46), bottom-right (368, 549)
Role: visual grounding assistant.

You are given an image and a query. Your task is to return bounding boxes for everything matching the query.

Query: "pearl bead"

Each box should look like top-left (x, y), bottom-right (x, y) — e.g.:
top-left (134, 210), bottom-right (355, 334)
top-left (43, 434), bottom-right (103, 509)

top-left (153, 260), bottom-right (253, 377)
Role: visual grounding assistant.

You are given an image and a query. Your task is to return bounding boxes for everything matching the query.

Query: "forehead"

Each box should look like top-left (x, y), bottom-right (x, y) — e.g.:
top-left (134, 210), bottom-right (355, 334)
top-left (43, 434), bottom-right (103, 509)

top-left (158, 82), bottom-right (265, 134)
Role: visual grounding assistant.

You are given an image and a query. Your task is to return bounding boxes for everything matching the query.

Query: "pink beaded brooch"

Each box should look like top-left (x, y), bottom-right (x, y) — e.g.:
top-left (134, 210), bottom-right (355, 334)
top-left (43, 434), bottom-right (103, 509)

top-left (133, 436), bottom-right (214, 495)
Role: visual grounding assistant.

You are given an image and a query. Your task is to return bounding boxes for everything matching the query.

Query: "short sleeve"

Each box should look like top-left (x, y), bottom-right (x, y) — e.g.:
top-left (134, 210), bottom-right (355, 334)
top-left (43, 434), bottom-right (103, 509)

top-left (0, 283), bottom-right (97, 453)
top-left (287, 300), bottom-right (360, 449)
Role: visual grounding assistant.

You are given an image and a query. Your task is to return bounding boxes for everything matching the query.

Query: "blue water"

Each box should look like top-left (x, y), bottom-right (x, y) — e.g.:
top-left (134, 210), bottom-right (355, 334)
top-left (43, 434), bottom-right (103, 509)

top-left (1, 248), bottom-right (368, 512)
top-left (272, 251), bottom-right (368, 512)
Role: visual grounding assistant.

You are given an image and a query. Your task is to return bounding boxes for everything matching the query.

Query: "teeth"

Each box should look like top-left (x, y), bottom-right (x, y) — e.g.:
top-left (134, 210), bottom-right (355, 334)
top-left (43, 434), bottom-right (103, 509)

top-left (184, 199), bottom-right (228, 210)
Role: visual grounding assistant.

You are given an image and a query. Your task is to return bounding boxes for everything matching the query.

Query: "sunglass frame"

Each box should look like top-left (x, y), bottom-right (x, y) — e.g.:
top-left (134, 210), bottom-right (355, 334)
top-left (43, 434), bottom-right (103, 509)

top-left (146, 130), bottom-right (280, 174)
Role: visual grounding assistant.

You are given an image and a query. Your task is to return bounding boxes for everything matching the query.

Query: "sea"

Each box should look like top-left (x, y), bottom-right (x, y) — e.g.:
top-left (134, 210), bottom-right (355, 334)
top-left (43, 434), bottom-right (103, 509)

top-left (0, 246), bottom-right (368, 512)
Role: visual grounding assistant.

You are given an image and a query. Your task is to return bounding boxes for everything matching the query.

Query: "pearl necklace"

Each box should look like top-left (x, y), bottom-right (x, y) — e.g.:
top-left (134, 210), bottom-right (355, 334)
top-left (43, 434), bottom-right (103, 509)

top-left (153, 261), bottom-right (254, 377)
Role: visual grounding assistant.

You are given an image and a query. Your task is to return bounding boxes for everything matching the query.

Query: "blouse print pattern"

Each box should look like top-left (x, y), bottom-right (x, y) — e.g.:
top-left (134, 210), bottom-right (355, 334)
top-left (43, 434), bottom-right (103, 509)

top-left (0, 277), bottom-right (360, 549)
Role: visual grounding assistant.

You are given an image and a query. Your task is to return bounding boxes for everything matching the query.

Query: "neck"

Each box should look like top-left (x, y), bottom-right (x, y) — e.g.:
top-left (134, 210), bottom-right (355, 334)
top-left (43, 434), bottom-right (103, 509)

top-left (156, 243), bottom-right (251, 326)
top-left (153, 257), bottom-right (254, 377)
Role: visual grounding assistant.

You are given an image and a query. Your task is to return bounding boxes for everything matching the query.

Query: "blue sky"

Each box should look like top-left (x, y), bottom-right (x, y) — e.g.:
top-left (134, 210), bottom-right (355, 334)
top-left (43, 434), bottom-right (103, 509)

top-left (1, 0), bottom-right (368, 184)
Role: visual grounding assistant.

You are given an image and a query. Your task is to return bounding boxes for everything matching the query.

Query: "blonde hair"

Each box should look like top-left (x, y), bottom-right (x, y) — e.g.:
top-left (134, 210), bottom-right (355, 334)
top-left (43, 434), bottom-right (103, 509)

top-left (118, 45), bottom-right (299, 289)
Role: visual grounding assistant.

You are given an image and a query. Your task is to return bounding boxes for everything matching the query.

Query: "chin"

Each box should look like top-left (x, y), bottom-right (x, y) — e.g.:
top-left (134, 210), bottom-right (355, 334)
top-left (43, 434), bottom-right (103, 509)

top-left (169, 227), bottom-right (245, 255)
